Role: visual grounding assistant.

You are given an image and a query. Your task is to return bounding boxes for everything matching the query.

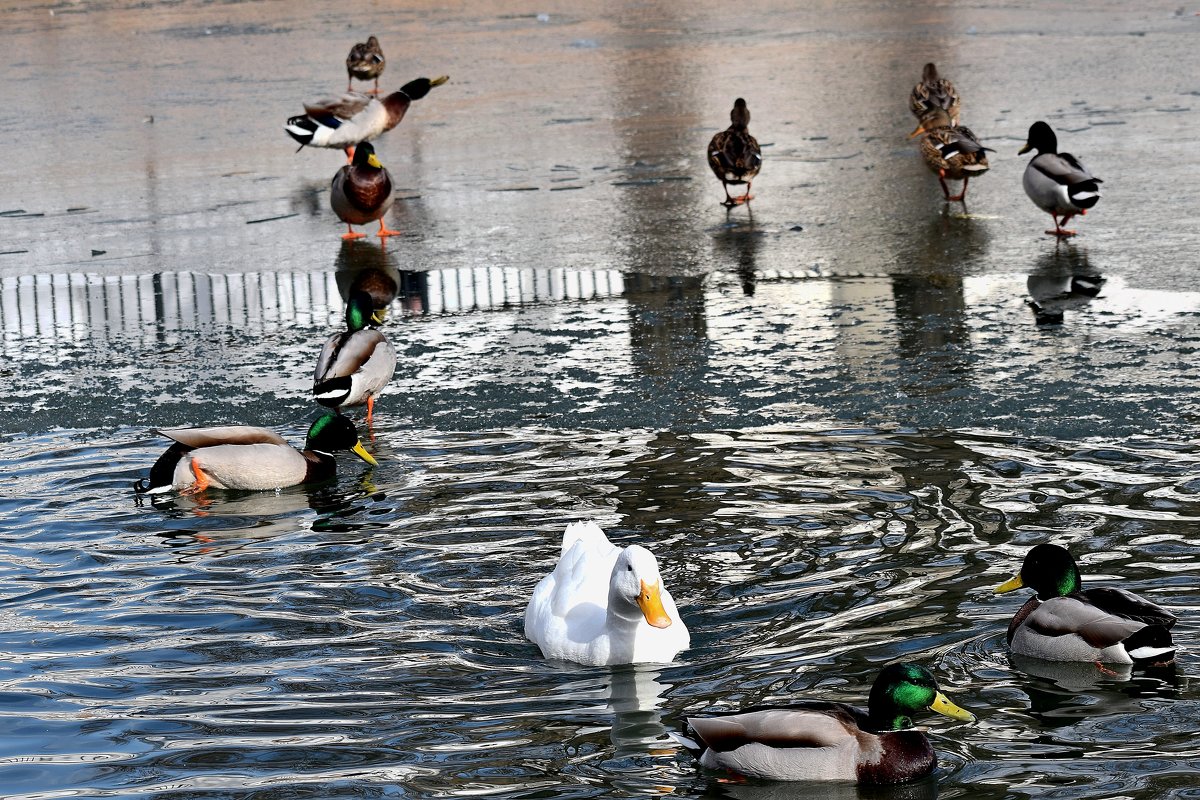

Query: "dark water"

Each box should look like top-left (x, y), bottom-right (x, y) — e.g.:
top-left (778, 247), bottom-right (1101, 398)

top-left (4, 1), bottom-right (1200, 798)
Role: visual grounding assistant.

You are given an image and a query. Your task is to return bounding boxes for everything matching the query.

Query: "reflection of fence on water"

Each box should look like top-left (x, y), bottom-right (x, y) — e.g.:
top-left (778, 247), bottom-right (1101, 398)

top-left (0, 267), bottom-right (627, 358)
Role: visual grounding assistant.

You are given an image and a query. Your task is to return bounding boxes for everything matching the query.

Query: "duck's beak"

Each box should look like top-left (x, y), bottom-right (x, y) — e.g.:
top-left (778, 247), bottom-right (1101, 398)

top-left (995, 573), bottom-right (1024, 593)
top-left (930, 691), bottom-right (976, 723)
top-left (430, 75), bottom-right (450, 86)
top-left (352, 441), bottom-right (378, 466)
top-left (907, 122), bottom-right (927, 139)
top-left (637, 579), bottom-right (672, 628)
top-left (1017, 142), bottom-right (1032, 156)
top-left (370, 308), bottom-right (388, 325)
top-left (367, 153), bottom-right (384, 169)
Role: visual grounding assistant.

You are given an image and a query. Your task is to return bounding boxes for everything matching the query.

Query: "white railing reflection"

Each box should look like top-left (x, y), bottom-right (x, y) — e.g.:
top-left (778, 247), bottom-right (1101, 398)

top-left (0, 267), bottom-right (627, 359)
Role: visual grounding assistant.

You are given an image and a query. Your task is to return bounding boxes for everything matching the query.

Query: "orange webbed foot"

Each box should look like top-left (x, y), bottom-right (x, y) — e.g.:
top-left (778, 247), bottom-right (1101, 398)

top-left (180, 461), bottom-right (211, 496)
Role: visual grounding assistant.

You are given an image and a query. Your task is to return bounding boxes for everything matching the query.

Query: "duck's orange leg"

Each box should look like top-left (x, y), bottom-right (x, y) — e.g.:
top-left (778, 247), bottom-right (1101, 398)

top-left (366, 395), bottom-right (375, 426)
top-left (1047, 213), bottom-right (1077, 237)
top-left (947, 175), bottom-right (968, 202)
top-left (180, 459), bottom-right (211, 496)
top-left (377, 219), bottom-right (401, 238)
top-left (342, 224), bottom-right (366, 240)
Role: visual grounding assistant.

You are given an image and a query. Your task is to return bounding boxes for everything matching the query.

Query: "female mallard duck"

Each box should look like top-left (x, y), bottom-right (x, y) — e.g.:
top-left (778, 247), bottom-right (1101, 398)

top-left (681, 663), bottom-right (975, 784)
top-left (995, 543), bottom-right (1176, 664)
top-left (707, 98), bottom-right (762, 207)
top-left (908, 62), bottom-right (960, 134)
top-left (331, 141), bottom-right (396, 240)
top-left (313, 291), bottom-right (397, 424)
top-left (346, 35), bottom-right (385, 94)
top-left (1018, 121), bottom-right (1103, 237)
top-left (285, 75), bottom-right (449, 161)
top-left (911, 108), bottom-right (991, 202)
top-left (134, 413), bottom-right (376, 495)
top-left (524, 522), bottom-right (689, 666)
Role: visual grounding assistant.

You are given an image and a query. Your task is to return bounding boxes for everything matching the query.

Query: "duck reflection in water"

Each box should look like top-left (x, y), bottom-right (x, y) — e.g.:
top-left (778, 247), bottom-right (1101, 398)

top-left (606, 664), bottom-right (670, 756)
top-left (712, 211), bottom-right (761, 296)
top-left (1026, 243), bottom-right (1104, 325)
top-left (705, 774), bottom-right (938, 800)
top-left (1010, 652), bottom-right (1179, 727)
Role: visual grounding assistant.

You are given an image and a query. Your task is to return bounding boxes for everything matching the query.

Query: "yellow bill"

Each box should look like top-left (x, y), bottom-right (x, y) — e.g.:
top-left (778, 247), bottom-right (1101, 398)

top-left (930, 691), bottom-right (975, 723)
top-left (995, 574), bottom-right (1024, 594)
top-left (367, 153), bottom-right (384, 169)
top-left (352, 441), bottom-right (378, 466)
top-left (1017, 142), bottom-right (1032, 155)
top-left (637, 579), bottom-right (672, 629)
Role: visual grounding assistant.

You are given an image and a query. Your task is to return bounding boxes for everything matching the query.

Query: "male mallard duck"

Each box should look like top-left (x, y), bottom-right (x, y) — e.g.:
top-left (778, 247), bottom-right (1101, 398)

top-left (909, 62), bottom-right (961, 134)
top-left (330, 141), bottom-right (396, 240)
top-left (134, 413), bottom-right (376, 495)
top-left (707, 98), bottom-right (762, 207)
top-left (346, 35), bottom-right (385, 94)
top-left (524, 522), bottom-right (690, 666)
top-left (313, 291), bottom-right (397, 424)
top-left (1018, 121), bottom-right (1103, 237)
top-left (911, 108), bottom-right (991, 202)
top-left (995, 543), bottom-right (1176, 664)
top-left (285, 75), bottom-right (449, 160)
top-left (681, 663), bottom-right (974, 784)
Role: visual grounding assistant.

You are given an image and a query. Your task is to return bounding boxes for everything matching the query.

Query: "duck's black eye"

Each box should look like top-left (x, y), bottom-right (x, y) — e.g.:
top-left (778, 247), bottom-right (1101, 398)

top-left (627, 565), bottom-right (633, 571)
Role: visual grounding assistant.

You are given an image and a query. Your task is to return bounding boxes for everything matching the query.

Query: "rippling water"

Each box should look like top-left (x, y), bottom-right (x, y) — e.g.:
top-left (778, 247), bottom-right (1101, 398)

top-left (4, 419), bottom-right (1200, 798)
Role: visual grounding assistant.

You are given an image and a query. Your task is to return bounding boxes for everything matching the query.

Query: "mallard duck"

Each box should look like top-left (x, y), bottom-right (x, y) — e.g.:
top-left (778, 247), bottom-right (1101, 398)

top-left (707, 98), bottom-right (762, 207)
top-left (1018, 121), bottom-right (1103, 237)
top-left (330, 141), bottom-right (396, 240)
top-left (911, 108), bottom-right (991, 202)
top-left (995, 543), bottom-right (1176, 664)
top-left (680, 663), bottom-right (974, 784)
top-left (908, 62), bottom-right (960, 134)
top-left (523, 522), bottom-right (690, 666)
top-left (134, 413), bottom-right (376, 495)
top-left (346, 35), bottom-right (385, 94)
top-left (285, 75), bottom-right (449, 160)
top-left (313, 291), bottom-right (397, 424)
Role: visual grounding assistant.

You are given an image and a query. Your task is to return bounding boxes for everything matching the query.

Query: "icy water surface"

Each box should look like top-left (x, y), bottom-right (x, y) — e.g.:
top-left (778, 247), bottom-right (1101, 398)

top-left (4, 0), bottom-right (1200, 798)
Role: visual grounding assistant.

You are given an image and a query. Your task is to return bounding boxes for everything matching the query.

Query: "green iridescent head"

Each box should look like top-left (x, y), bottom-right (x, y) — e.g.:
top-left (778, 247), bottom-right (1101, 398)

top-left (995, 543), bottom-right (1082, 600)
top-left (867, 663), bottom-right (975, 732)
top-left (305, 412), bottom-right (376, 465)
top-left (344, 291), bottom-right (383, 332)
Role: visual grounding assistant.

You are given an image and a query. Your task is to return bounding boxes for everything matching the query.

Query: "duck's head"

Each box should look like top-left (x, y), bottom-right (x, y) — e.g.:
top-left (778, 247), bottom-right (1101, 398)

top-left (867, 663), bottom-right (975, 732)
top-left (730, 98), bottom-right (751, 130)
top-left (610, 545), bottom-right (673, 629)
top-left (398, 75), bottom-right (450, 101)
top-left (995, 543), bottom-right (1081, 600)
top-left (351, 140), bottom-right (385, 171)
top-left (1018, 120), bottom-right (1057, 156)
top-left (908, 107), bottom-right (953, 139)
top-left (921, 62), bottom-right (940, 82)
top-left (345, 290), bottom-right (385, 332)
top-left (305, 413), bottom-right (377, 466)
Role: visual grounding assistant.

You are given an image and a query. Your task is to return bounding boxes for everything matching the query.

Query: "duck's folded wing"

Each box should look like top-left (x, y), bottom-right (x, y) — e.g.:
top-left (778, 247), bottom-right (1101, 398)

top-left (1081, 587), bottom-right (1176, 627)
top-left (1027, 596), bottom-right (1145, 649)
top-left (155, 425), bottom-right (289, 449)
top-left (303, 92), bottom-right (373, 119)
top-left (318, 331), bottom-right (387, 381)
top-left (1033, 153), bottom-right (1097, 185)
top-left (688, 704), bottom-right (858, 752)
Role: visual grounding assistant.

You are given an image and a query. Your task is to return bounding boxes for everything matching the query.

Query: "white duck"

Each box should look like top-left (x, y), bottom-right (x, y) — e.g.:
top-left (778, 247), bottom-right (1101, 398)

top-left (524, 522), bottom-right (690, 666)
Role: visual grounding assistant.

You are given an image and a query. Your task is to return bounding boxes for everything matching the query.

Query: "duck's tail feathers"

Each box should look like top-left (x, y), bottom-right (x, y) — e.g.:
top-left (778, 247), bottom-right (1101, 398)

top-left (561, 521), bottom-right (608, 555)
top-left (1124, 625), bottom-right (1176, 663)
top-left (285, 115), bottom-right (318, 146)
top-left (667, 728), bottom-right (702, 753)
top-left (314, 376), bottom-right (352, 407)
top-left (1068, 180), bottom-right (1102, 209)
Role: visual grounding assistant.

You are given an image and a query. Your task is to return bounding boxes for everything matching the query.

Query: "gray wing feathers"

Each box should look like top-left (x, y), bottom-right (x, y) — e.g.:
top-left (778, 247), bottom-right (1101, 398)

top-left (157, 425), bottom-right (290, 449)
